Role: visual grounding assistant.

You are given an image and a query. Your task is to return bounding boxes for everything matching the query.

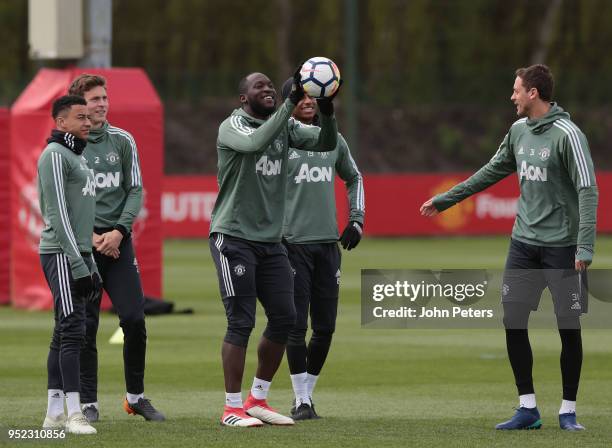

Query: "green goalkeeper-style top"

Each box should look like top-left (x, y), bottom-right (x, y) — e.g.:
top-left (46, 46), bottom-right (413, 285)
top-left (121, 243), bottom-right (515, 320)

top-left (84, 122), bottom-right (143, 234)
top-left (283, 132), bottom-right (365, 243)
top-left (434, 103), bottom-right (598, 259)
top-left (38, 132), bottom-right (98, 279)
top-left (210, 99), bottom-right (338, 242)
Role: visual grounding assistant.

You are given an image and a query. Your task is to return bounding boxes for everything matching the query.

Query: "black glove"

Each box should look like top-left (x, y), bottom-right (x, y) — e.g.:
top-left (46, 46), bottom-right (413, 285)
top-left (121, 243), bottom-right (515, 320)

top-left (88, 272), bottom-right (103, 303)
top-left (288, 62), bottom-right (306, 105)
top-left (339, 221), bottom-right (362, 250)
top-left (74, 274), bottom-right (94, 299)
top-left (317, 79), bottom-right (343, 116)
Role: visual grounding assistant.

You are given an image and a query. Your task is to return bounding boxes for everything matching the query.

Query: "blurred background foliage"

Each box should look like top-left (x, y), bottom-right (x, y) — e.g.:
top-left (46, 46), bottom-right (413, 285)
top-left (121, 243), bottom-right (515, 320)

top-left (1, 0), bottom-right (611, 172)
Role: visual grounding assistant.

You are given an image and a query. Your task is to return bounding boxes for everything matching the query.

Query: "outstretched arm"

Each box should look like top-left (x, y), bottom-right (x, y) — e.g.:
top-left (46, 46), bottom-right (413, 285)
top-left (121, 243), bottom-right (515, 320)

top-left (288, 114), bottom-right (338, 152)
top-left (421, 133), bottom-right (516, 216)
top-left (219, 100), bottom-right (295, 154)
top-left (288, 80), bottom-right (341, 152)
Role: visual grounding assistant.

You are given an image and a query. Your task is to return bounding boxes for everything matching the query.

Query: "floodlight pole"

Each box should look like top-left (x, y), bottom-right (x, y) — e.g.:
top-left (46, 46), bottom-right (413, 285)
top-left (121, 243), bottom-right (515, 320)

top-left (344, 0), bottom-right (358, 159)
top-left (79, 0), bottom-right (112, 68)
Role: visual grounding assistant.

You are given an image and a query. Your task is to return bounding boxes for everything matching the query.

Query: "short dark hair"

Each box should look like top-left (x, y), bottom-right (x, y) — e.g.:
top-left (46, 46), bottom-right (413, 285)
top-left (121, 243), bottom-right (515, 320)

top-left (515, 64), bottom-right (554, 101)
top-left (238, 75), bottom-right (250, 95)
top-left (238, 72), bottom-right (267, 95)
top-left (68, 73), bottom-right (106, 97)
top-left (52, 95), bottom-right (87, 119)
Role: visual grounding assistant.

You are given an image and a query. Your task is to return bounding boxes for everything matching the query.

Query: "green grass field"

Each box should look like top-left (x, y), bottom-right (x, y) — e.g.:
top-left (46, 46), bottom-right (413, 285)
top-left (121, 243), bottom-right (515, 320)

top-left (2, 236), bottom-right (612, 447)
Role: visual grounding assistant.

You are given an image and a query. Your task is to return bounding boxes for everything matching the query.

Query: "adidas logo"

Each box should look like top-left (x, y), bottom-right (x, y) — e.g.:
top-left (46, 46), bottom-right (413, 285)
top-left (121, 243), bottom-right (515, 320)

top-left (289, 151), bottom-right (300, 160)
top-left (335, 269), bottom-right (341, 277)
top-left (223, 414), bottom-right (243, 425)
top-left (254, 385), bottom-right (264, 390)
top-left (570, 302), bottom-right (582, 310)
top-left (518, 147), bottom-right (524, 155)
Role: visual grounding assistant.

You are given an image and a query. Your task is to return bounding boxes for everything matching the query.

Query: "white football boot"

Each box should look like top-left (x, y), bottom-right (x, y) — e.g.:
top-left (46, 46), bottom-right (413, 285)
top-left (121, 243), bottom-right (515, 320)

top-left (65, 412), bottom-right (97, 434)
top-left (244, 394), bottom-right (294, 425)
top-left (42, 413), bottom-right (66, 429)
top-left (221, 406), bottom-right (264, 427)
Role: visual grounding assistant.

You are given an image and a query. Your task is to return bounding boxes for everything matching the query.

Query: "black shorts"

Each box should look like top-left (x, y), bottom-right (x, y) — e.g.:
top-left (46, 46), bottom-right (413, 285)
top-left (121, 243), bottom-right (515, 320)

top-left (284, 241), bottom-right (341, 333)
top-left (209, 233), bottom-right (294, 329)
top-left (502, 238), bottom-right (588, 317)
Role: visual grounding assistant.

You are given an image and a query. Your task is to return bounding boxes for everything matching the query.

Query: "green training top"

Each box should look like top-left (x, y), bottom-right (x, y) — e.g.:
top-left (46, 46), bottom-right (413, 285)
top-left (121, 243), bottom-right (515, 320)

top-left (84, 122), bottom-right (143, 233)
top-left (434, 103), bottom-right (598, 255)
top-left (38, 140), bottom-right (98, 279)
top-left (210, 99), bottom-right (338, 242)
top-left (283, 133), bottom-right (365, 243)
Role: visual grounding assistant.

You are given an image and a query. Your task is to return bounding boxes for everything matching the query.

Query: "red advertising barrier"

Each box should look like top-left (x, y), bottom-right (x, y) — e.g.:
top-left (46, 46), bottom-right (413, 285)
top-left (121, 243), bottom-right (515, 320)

top-left (0, 108), bottom-right (9, 304)
top-left (161, 176), bottom-right (351, 238)
top-left (365, 172), bottom-right (612, 235)
top-left (162, 173), bottom-right (612, 238)
top-left (162, 176), bottom-right (219, 238)
top-left (10, 68), bottom-right (163, 310)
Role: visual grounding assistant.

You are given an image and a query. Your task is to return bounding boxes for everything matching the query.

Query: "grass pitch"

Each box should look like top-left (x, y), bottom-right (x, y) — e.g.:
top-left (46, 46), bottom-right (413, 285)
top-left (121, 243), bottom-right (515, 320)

top-left (1, 236), bottom-right (612, 447)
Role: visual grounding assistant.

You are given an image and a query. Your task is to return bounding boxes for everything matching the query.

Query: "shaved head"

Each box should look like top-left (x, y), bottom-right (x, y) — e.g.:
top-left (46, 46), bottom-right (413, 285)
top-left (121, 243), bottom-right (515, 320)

top-left (238, 72), bottom-right (266, 95)
top-left (238, 72), bottom-right (277, 119)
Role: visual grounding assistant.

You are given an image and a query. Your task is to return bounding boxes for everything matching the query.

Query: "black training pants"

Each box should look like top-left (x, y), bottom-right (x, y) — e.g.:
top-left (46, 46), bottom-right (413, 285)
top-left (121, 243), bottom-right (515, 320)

top-left (41, 253), bottom-right (91, 393)
top-left (80, 235), bottom-right (146, 403)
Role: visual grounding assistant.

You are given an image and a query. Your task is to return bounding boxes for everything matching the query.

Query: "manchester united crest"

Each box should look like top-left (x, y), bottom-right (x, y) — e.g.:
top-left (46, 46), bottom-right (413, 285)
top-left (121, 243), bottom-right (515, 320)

top-left (234, 264), bottom-right (246, 276)
top-left (106, 151), bottom-right (120, 165)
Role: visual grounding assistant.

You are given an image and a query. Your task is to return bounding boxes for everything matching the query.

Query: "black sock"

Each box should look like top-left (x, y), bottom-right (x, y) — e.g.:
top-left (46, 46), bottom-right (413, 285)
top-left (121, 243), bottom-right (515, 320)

top-left (121, 319), bottom-right (147, 395)
top-left (286, 343), bottom-right (307, 374)
top-left (505, 329), bottom-right (535, 396)
top-left (559, 328), bottom-right (582, 401)
top-left (306, 334), bottom-right (333, 376)
top-left (47, 347), bottom-right (62, 390)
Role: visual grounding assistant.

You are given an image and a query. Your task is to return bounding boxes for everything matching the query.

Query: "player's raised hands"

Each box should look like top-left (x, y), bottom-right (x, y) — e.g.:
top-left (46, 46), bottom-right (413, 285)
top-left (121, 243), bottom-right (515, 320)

top-left (420, 197), bottom-right (439, 217)
top-left (317, 79), bottom-right (342, 116)
top-left (289, 62), bottom-right (306, 105)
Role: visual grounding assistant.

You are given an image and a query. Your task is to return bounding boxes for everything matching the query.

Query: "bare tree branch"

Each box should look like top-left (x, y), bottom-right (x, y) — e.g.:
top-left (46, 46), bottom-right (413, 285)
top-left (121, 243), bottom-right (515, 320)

top-left (531, 0), bottom-right (563, 64)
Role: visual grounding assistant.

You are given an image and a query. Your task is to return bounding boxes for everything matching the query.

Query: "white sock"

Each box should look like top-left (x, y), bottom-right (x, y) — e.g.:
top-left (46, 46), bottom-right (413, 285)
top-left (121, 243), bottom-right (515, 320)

top-left (251, 377), bottom-right (271, 400)
top-left (559, 399), bottom-right (576, 414)
top-left (306, 373), bottom-right (319, 398)
top-left (519, 393), bottom-right (537, 409)
top-left (65, 392), bottom-right (81, 417)
top-left (126, 392), bottom-right (144, 404)
top-left (290, 372), bottom-right (311, 406)
top-left (81, 402), bottom-right (98, 410)
top-left (225, 392), bottom-right (243, 409)
top-left (46, 389), bottom-right (64, 418)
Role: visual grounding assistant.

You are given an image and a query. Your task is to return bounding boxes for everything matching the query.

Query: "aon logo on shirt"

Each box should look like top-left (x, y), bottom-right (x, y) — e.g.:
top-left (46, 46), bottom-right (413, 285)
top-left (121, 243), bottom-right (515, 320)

top-left (95, 172), bottom-right (121, 188)
top-left (255, 155), bottom-right (282, 176)
top-left (294, 163), bottom-right (333, 184)
top-left (519, 161), bottom-right (547, 182)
